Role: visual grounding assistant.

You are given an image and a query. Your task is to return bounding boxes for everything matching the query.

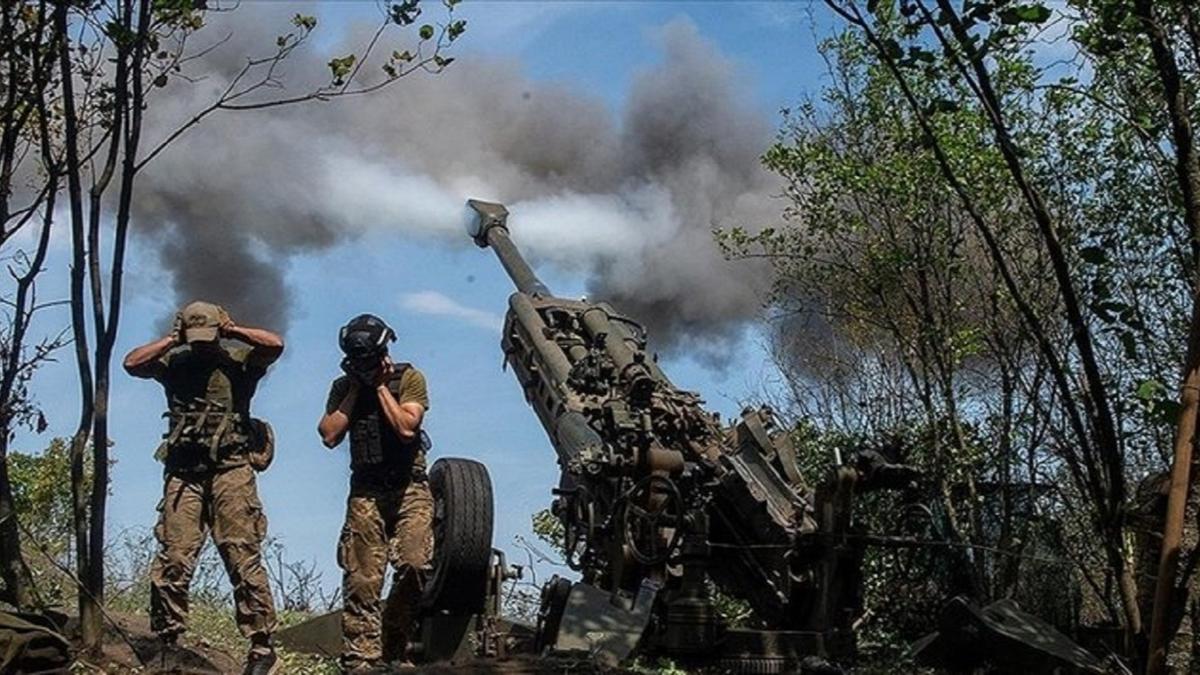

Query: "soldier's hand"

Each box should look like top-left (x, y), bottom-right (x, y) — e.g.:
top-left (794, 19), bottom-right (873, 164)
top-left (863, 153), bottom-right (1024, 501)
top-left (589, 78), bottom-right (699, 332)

top-left (373, 356), bottom-right (395, 387)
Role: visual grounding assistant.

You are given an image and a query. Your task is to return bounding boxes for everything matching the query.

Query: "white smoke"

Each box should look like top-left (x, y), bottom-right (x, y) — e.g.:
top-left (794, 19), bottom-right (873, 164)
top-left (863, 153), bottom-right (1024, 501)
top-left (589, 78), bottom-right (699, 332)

top-left (134, 6), bottom-right (781, 355)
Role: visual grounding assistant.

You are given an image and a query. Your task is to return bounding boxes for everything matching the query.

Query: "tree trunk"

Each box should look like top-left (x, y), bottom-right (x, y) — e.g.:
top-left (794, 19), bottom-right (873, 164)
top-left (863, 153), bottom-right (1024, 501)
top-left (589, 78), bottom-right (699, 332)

top-left (1149, 362), bottom-right (1200, 673)
top-left (87, 367), bottom-right (110, 619)
top-left (0, 427), bottom-right (36, 609)
top-left (1135, 0), bottom-right (1200, 670)
top-left (55, 0), bottom-right (101, 651)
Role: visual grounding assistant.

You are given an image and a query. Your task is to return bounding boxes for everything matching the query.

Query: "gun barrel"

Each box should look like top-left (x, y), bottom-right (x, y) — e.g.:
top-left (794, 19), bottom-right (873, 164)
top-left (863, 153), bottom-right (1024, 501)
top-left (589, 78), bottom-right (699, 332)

top-left (487, 226), bottom-right (551, 297)
top-left (465, 199), bottom-right (551, 297)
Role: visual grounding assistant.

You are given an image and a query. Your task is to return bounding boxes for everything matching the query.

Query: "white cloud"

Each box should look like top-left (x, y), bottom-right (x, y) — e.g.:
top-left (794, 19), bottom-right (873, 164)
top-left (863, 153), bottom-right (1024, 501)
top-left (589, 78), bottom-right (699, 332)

top-left (399, 290), bottom-right (504, 332)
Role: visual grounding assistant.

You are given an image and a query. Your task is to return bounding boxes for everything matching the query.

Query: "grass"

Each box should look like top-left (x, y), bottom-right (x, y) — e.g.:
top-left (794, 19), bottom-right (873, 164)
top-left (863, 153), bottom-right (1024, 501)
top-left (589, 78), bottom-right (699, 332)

top-left (187, 604), bottom-right (341, 674)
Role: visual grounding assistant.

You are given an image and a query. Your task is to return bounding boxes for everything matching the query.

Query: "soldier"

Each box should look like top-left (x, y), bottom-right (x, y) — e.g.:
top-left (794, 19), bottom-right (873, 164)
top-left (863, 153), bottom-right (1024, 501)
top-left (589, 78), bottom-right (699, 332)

top-left (317, 314), bottom-right (433, 673)
top-left (123, 301), bottom-right (283, 675)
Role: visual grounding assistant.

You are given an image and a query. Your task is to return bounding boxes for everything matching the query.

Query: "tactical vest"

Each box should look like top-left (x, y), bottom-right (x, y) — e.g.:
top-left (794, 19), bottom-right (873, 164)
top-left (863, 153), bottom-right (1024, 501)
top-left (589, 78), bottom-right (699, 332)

top-left (348, 363), bottom-right (426, 479)
top-left (157, 401), bottom-right (248, 464)
top-left (155, 344), bottom-right (259, 469)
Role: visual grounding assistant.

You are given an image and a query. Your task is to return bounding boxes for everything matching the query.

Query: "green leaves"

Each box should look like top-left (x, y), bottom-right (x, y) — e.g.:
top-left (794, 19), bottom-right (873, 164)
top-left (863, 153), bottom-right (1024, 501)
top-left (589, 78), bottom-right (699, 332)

top-left (1135, 379), bottom-right (1163, 402)
top-left (103, 19), bottom-right (137, 48)
top-left (998, 4), bottom-right (1051, 26)
top-left (1135, 379), bottom-right (1182, 429)
top-left (291, 14), bottom-right (318, 32)
top-left (1079, 245), bottom-right (1108, 265)
top-left (531, 509), bottom-right (566, 557)
top-left (274, 16), bottom-right (315, 51)
top-left (881, 37), bottom-right (904, 61)
top-left (390, 0), bottom-right (421, 26)
top-left (925, 98), bottom-right (961, 116)
top-left (327, 54), bottom-right (357, 85)
top-left (151, 0), bottom-right (206, 30)
top-left (11, 439), bottom-right (94, 563)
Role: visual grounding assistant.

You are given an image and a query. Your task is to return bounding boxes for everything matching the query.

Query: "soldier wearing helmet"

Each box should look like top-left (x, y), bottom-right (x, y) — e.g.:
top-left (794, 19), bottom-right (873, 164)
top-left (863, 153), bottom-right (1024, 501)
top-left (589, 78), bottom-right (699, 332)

top-left (123, 301), bottom-right (284, 675)
top-left (318, 314), bottom-right (432, 672)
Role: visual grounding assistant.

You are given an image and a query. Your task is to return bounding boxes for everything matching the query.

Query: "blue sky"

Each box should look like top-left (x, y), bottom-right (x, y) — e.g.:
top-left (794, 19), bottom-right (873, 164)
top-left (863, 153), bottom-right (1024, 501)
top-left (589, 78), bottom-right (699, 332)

top-left (16, 1), bottom-right (837, 597)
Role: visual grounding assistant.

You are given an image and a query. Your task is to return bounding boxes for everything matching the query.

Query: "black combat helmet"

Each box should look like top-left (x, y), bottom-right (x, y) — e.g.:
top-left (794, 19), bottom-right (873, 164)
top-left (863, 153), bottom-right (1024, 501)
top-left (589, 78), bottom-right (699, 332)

top-left (338, 314), bottom-right (396, 360)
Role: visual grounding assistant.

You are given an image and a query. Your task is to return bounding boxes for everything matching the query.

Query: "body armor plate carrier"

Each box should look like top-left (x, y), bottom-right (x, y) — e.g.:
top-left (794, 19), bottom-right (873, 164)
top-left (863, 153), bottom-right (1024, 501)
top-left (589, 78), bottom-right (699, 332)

top-left (156, 398), bottom-right (249, 465)
top-left (348, 363), bottom-right (429, 477)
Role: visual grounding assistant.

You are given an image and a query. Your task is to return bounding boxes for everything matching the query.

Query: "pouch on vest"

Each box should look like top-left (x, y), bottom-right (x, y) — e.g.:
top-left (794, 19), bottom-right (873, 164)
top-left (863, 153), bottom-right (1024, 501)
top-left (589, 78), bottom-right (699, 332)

top-left (247, 418), bottom-right (275, 472)
top-left (155, 398), bottom-right (248, 464)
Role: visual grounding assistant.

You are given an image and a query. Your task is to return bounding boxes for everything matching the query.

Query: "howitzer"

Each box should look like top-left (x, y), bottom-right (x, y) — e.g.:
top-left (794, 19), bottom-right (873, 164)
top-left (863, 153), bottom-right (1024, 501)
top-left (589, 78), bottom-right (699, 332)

top-left (466, 199), bottom-right (917, 671)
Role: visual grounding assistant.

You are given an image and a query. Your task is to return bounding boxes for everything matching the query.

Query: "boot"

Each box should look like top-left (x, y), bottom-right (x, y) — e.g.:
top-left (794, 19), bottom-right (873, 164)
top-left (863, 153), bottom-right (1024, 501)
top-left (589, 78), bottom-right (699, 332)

top-left (157, 631), bottom-right (182, 672)
top-left (243, 649), bottom-right (279, 675)
top-left (340, 661), bottom-right (391, 674)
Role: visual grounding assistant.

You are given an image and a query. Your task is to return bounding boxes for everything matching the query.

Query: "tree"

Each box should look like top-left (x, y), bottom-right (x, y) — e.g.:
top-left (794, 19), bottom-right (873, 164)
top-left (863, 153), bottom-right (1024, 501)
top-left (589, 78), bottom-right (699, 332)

top-left (18, 0), bottom-right (467, 651)
top-left (1078, 1), bottom-right (1200, 668)
top-left (822, 0), bottom-right (1146, 646)
top-left (8, 439), bottom-right (93, 606)
top-left (721, 27), bottom-right (1089, 651)
top-left (726, 0), bottom-right (1200, 664)
top-left (0, 2), bottom-right (70, 611)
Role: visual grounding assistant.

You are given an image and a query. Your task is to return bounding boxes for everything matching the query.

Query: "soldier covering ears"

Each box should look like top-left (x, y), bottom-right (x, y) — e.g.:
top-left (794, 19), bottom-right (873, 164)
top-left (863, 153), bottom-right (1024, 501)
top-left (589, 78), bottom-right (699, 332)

top-left (124, 301), bottom-right (283, 675)
top-left (318, 313), bottom-right (433, 673)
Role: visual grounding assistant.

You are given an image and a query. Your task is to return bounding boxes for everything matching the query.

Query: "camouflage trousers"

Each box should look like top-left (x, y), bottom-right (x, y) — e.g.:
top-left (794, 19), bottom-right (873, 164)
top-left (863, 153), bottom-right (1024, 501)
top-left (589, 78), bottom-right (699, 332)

top-left (149, 464), bottom-right (277, 656)
top-left (338, 478), bottom-right (434, 669)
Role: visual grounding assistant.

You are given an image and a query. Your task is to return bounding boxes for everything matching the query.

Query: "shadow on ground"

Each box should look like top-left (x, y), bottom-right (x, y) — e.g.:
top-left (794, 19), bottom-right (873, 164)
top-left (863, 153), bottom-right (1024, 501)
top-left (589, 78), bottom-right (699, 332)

top-left (65, 612), bottom-right (240, 674)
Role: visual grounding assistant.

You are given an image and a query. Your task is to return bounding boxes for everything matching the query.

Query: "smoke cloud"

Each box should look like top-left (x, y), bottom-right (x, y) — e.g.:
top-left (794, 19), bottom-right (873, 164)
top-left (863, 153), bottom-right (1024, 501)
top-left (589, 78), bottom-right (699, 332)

top-left (135, 6), bottom-right (780, 355)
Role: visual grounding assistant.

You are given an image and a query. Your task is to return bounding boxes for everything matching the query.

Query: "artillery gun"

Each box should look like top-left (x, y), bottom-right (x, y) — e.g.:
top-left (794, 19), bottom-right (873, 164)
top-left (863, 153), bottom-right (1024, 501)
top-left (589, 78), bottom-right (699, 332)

top-left (264, 199), bottom-right (1110, 674)
top-left (465, 199), bottom-right (922, 672)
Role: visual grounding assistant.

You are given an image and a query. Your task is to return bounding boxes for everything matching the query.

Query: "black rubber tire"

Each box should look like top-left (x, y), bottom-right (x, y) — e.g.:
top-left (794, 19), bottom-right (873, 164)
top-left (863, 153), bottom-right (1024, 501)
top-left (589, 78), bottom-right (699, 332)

top-left (535, 575), bottom-right (572, 653)
top-left (421, 457), bottom-right (495, 613)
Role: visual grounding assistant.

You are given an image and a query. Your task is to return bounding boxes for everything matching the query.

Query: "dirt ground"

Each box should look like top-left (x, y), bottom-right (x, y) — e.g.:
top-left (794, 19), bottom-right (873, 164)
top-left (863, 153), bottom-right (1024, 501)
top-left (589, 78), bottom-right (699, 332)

top-left (60, 614), bottom-right (627, 674)
top-left (409, 657), bottom-right (621, 675)
top-left (65, 612), bottom-right (242, 674)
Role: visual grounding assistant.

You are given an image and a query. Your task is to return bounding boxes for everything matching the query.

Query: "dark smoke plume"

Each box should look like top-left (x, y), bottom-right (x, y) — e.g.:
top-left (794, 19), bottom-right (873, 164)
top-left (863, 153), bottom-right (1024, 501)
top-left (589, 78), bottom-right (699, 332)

top-left (136, 6), bottom-right (780, 354)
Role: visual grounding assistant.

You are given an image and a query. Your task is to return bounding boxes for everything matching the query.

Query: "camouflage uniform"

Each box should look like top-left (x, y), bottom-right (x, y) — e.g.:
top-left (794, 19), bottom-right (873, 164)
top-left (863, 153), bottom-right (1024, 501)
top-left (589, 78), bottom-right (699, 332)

top-left (326, 367), bottom-right (432, 669)
top-left (150, 465), bottom-right (275, 648)
top-left (145, 338), bottom-right (278, 656)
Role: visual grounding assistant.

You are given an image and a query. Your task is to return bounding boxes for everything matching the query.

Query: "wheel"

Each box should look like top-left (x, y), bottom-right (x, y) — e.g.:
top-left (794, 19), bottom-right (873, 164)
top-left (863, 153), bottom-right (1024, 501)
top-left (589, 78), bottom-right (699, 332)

top-left (421, 457), bottom-right (495, 613)
top-left (535, 575), bottom-right (572, 653)
top-left (619, 474), bottom-right (684, 566)
top-left (556, 472), bottom-right (596, 572)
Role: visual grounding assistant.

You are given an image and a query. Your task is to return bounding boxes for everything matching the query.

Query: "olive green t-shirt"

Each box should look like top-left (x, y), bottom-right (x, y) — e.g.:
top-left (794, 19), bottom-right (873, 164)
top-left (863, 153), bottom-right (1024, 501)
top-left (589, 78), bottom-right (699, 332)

top-left (324, 366), bottom-right (429, 415)
top-left (326, 365), bottom-right (429, 489)
top-left (156, 342), bottom-right (266, 416)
